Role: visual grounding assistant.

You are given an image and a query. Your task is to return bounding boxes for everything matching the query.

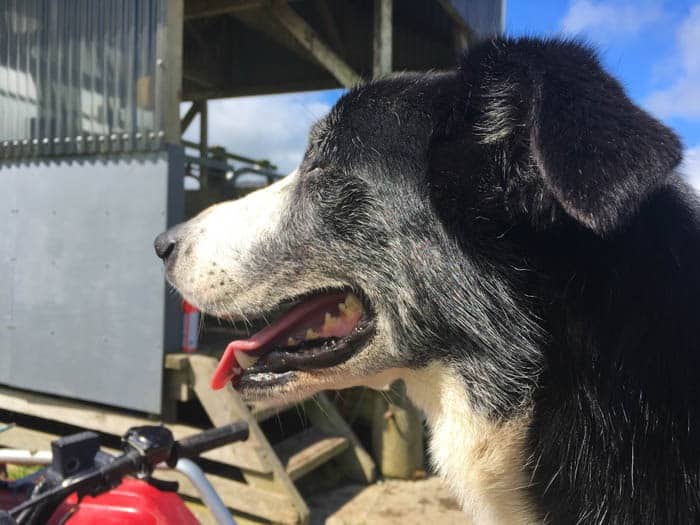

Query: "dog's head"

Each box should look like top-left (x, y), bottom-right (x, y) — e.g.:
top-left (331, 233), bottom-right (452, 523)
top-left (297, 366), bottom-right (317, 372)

top-left (156, 38), bottom-right (681, 411)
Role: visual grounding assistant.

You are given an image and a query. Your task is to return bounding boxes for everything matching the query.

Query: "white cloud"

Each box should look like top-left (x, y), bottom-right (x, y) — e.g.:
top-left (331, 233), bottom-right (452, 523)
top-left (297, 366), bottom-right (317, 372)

top-left (681, 145), bottom-right (700, 191)
top-left (560, 0), bottom-right (662, 42)
top-left (645, 4), bottom-right (700, 119)
top-left (180, 91), bottom-right (336, 174)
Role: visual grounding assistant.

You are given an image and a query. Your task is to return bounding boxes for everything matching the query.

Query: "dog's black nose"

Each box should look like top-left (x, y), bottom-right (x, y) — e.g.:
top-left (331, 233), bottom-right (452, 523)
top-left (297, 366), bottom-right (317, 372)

top-left (154, 227), bottom-right (180, 260)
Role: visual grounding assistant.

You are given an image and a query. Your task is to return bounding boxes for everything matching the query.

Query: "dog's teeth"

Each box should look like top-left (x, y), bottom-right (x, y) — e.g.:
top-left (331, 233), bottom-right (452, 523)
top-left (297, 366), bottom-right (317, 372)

top-left (343, 293), bottom-right (363, 318)
top-left (322, 311), bottom-right (340, 333)
top-left (287, 337), bottom-right (299, 346)
top-left (338, 302), bottom-right (347, 312)
top-left (235, 349), bottom-right (259, 369)
top-left (305, 328), bottom-right (319, 340)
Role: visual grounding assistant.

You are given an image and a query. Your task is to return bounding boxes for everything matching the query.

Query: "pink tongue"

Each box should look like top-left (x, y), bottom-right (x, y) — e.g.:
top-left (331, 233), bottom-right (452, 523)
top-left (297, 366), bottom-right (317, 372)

top-left (211, 292), bottom-right (358, 390)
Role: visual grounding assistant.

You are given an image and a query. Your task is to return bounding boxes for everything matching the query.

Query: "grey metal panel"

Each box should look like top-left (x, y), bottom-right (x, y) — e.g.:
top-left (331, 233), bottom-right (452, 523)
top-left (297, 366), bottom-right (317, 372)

top-left (0, 148), bottom-right (184, 413)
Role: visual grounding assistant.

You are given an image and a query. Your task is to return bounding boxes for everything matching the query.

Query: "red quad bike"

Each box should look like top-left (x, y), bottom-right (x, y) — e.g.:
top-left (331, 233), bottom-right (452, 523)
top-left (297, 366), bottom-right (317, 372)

top-left (0, 421), bottom-right (249, 525)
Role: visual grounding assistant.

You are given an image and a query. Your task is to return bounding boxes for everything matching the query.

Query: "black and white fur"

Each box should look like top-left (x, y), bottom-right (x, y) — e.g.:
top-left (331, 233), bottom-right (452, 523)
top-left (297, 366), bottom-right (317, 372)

top-left (159, 38), bottom-right (700, 524)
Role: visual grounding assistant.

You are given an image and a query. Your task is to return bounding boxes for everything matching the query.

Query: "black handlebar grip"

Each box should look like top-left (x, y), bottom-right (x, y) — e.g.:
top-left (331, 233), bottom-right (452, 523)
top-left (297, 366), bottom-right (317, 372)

top-left (168, 421), bottom-right (249, 467)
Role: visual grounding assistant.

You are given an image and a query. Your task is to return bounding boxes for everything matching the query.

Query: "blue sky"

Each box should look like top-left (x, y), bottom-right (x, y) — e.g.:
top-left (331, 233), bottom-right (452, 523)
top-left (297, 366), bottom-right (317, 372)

top-left (184, 0), bottom-right (700, 186)
top-left (508, 1), bottom-right (700, 153)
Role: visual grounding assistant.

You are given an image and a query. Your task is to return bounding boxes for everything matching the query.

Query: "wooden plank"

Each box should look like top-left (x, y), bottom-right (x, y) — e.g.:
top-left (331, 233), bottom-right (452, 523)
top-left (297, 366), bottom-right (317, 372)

top-left (249, 399), bottom-right (304, 423)
top-left (274, 427), bottom-right (349, 481)
top-left (270, 0), bottom-right (361, 89)
top-left (158, 470), bottom-right (300, 524)
top-left (0, 425), bottom-right (122, 459)
top-left (187, 354), bottom-right (310, 524)
top-left (0, 386), bottom-right (269, 474)
top-left (372, 0), bottom-right (392, 78)
top-left (304, 393), bottom-right (376, 484)
top-left (185, 0), bottom-right (265, 20)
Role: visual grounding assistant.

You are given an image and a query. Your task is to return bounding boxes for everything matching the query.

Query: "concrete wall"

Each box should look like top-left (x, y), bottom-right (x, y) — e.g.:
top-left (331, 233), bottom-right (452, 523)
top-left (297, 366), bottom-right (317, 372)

top-left (0, 146), bottom-right (183, 413)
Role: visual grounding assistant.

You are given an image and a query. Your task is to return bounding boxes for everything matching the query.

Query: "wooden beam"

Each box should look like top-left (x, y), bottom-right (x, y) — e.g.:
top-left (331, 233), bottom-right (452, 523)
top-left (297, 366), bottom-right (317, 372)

top-left (185, 0), bottom-right (266, 20)
top-left (180, 101), bottom-right (201, 133)
top-left (270, 0), bottom-right (361, 89)
top-left (159, 0), bottom-right (184, 144)
top-left (183, 76), bottom-right (340, 101)
top-left (158, 470), bottom-right (300, 524)
top-left (373, 0), bottom-right (393, 78)
top-left (273, 427), bottom-right (349, 481)
top-left (231, 8), bottom-right (317, 66)
top-left (315, 0), bottom-right (346, 57)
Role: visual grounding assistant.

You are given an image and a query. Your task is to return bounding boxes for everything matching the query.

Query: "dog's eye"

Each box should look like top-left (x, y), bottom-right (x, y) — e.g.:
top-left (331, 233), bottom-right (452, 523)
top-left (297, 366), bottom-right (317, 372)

top-left (305, 167), bottom-right (324, 179)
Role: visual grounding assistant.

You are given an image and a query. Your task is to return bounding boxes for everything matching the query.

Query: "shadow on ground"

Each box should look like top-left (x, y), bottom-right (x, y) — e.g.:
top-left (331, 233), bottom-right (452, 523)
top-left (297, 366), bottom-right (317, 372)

top-left (307, 477), bottom-right (467, 524)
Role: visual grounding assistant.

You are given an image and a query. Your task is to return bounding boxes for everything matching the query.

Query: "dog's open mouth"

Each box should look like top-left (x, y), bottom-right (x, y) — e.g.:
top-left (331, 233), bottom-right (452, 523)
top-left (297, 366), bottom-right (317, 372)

top-left (211, 290), bottom-right (374, 390)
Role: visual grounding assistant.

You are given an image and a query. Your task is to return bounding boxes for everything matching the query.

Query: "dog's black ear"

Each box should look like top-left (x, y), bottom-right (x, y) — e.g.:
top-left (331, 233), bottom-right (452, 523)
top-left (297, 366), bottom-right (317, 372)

top-left (459, 38), bottom-right (682, 234)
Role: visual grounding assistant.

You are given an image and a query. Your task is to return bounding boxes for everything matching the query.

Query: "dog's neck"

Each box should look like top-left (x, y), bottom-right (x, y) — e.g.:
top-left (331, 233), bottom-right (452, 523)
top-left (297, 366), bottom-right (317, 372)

top-left (390, 363), bottom-right (541, 525)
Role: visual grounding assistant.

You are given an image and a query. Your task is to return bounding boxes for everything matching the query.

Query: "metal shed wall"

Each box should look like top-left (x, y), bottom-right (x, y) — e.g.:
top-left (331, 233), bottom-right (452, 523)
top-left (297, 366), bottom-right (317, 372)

top-left (0, 148), bottom-right (183, 414)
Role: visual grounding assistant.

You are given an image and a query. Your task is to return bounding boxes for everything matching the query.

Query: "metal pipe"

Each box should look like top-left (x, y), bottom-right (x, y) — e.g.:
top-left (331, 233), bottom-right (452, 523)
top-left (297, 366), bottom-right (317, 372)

top-left (0, 450), bottom-right (51, 465)
top-left (181, 139), bottom-right (276, 169)
top-left (172, 458), bottom-right (236, 525)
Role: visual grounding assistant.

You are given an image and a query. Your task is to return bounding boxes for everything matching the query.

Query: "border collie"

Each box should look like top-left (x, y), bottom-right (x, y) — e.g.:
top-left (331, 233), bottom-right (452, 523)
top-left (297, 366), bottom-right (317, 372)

top-left (156, 38), bottom-right (700, 524)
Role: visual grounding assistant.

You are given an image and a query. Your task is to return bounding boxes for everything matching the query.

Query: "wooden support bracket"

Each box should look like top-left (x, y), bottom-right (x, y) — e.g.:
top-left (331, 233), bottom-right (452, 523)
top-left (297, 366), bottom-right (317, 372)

top-left (180, 101), bottom-right (201, 134)
top-left (185, 0), bottom-right (266, 20)
top-left (270, 0), bottom-right (361, 88)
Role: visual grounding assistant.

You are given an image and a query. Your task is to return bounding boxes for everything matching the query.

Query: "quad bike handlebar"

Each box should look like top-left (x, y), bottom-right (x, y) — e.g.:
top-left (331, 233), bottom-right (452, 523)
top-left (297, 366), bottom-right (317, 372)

top-left (0, 421), bottom-right (249, 525)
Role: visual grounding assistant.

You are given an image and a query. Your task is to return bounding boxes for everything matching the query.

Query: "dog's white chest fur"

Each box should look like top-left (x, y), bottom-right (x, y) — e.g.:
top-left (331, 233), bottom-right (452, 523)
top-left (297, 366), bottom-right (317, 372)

top-left (400, 364), bottom-right (540, 525)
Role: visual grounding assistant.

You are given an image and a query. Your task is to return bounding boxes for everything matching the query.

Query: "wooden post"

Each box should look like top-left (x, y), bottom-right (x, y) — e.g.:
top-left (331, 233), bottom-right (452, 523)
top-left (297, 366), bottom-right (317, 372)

top-left (159, 0), bottom-right (184, 144)
top-left (371, 380), bottom-right (424, 479)
top-left (198, 99), bottom-right (208, 190)
top-left (373, 0), bottom-right (393, 78)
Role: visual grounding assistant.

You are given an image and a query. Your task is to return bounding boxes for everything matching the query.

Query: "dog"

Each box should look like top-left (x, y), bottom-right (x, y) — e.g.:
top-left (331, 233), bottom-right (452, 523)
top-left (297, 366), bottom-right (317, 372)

top-left (156, 37), bottom-right (700, 524)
